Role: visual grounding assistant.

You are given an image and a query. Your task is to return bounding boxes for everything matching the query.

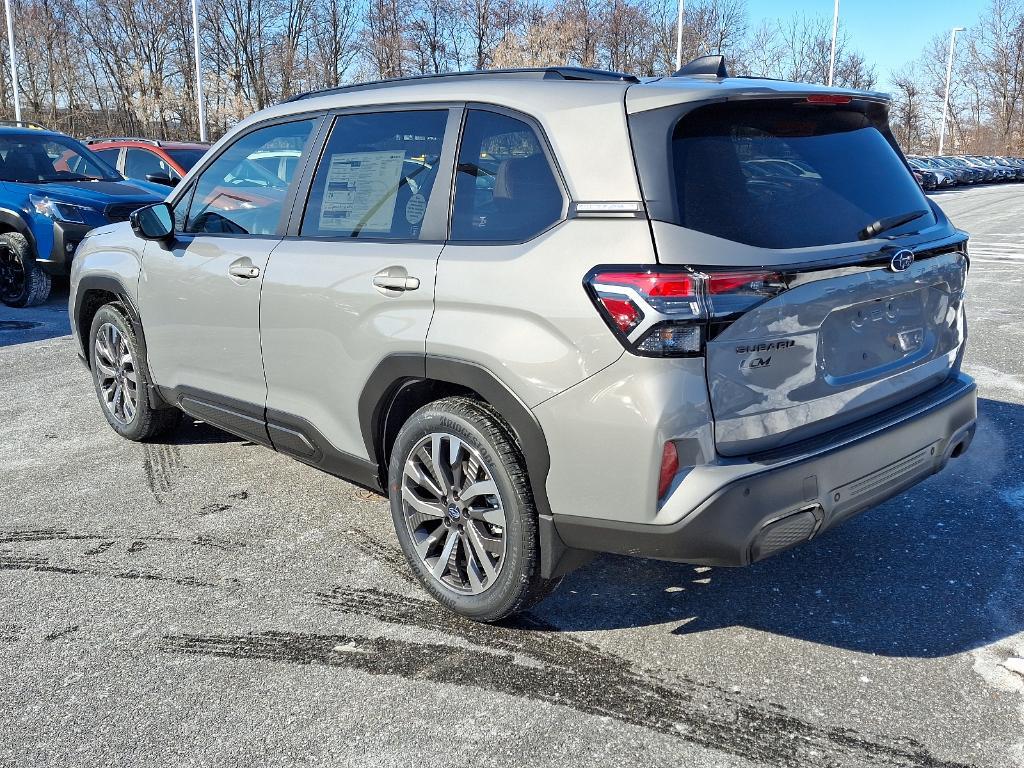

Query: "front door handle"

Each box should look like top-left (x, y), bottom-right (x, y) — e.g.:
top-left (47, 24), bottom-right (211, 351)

top-left (372, 267), bottom-right (420, 295)
top-left (229, 260), bottom-right (260, 279)
top-left (372, 275), bottom-right (420, 291)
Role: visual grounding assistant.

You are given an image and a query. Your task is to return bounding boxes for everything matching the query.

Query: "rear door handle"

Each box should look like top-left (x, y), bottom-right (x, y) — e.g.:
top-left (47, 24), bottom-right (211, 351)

top-left (372, 267), bottom-right (420, 294)
top-left (229, 261), bottom-right (260, 279)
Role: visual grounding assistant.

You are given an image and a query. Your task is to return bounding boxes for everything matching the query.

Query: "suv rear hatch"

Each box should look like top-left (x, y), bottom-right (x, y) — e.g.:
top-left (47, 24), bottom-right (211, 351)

top-left (626, 85), bottom-right (968, 456)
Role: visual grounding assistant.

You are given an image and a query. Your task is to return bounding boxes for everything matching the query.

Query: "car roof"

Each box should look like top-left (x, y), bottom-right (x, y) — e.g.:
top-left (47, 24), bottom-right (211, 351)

top-left (0, 126), bottom-right (70, 140)
top-left (182, 67), bottom-right (894, 206)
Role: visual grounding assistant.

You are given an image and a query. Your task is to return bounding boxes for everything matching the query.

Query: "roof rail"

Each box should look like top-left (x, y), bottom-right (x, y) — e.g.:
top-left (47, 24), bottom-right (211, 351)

top-left (673, 54), bottom-right (730, 79)
top-left (285, 67), bottom-right (639, 102)
top-left (85, 136), bottom-right (162, 147)
top-left (0, 119), bottom-right (48, 130)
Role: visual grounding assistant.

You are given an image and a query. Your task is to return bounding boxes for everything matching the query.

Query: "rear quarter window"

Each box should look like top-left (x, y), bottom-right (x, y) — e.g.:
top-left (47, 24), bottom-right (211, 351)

top-left (635, 101), bottom-right (935, 249)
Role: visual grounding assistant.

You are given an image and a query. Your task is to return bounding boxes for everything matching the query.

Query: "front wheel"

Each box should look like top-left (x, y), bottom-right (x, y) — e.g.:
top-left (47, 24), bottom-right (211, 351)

top-left (0, 232), bottom-right (51, 308)
top-left (388, 396), bottom-right (560, 622)
top-left (89, 304), bottom-right (181, 441)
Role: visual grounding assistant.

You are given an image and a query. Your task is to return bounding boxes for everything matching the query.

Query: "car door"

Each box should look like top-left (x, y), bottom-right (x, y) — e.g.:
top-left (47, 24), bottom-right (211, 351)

top-left (139, 116), bottom-right (321, 421)
top-left (259, 106), bottom-right (458, 462)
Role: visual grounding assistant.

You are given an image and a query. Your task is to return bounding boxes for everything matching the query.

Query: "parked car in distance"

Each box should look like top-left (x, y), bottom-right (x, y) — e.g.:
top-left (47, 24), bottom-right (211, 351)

top-left (928, 156), bottom-right (980, 184)
top-left (911, 168), bottom-right (938, 190)
top-left (85, 138), bottom-right (210, 187)
top-left (70, 60), bottom-right (976, 621)
top-left (907, 158), bottom-right (954, 189)
top-left (0, 125), bottom-right (162, 307)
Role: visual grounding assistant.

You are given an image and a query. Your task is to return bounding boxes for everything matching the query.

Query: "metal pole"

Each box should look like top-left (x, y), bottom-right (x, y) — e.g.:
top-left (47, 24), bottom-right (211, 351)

top-left (675, 0), bottom-right (684, 71)
top-left (3, 0), bottom-right (20, 123)
top-left (827, 0), bottom-right (839, 86)
top-left (192, 0), bottom-right (208, 142)
top-left (938, 27), bottom-right (965, 155)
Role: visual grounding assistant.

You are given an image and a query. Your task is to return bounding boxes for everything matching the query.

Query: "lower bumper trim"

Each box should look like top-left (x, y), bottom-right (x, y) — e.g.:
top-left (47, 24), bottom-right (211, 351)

top-left (553, 374), bottom-right (977, 566)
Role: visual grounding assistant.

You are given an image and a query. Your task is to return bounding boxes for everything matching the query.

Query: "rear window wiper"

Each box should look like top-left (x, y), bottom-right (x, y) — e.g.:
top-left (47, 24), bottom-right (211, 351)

top-left (858, 209), bottom-right (928, 240)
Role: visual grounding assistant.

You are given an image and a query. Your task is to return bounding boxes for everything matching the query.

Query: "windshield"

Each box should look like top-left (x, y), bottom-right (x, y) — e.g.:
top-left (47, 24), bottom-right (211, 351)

top-left (165, 148), bottom-right (207, 172)
top-left (0, 134), bottom-right (120, 183)
top-left (634, 100), bottom-right (935, 249)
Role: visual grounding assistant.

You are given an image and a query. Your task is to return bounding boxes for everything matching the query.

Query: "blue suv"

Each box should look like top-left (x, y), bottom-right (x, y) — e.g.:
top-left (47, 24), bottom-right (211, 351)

top-left (0, 125), bottom-right (163, 307)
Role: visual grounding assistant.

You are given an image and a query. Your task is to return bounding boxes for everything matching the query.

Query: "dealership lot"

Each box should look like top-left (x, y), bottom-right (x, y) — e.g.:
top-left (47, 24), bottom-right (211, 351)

top-left (1, 183), bottom-right (1022, 767)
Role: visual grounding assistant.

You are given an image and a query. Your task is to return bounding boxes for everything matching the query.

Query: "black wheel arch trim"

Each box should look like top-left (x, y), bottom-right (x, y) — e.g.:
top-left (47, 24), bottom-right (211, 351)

top-left (359, 354), bottom-right (587, 578)
top-left (359, 355), bottom-right (551, 511)
top-left (74, 274), bottom-right (171, 410)
top-left (0, 208), bottom-right (35, 251)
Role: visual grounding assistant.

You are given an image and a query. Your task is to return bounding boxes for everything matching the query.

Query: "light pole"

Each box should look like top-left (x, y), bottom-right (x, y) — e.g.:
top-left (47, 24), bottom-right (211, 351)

top-left (827, 0), bottom-right (840, 86)
top-left (192, 0), bottom-right (208, 142)
top-left (3, 0), bottom-right (20, 123)
top-left (675, 0), bottom-right (684, 71)
top-left (938, 26), bottom-right (965, 155)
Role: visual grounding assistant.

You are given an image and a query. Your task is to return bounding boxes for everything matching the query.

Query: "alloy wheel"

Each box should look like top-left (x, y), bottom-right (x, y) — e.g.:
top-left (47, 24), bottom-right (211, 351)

top-left (0, 247), bottom-right (25, 304)
top-left (94, 322), bottom-right (138, 425)
top-left (400, 432), bottom-right (507, 595)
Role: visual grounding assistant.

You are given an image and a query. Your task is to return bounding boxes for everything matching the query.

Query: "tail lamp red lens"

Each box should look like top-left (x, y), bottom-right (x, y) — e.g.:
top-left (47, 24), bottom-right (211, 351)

top-left (658, 441), bottom-right (679, 499)
top-left (587, 267), bottom-right (786, 357)
top-left (595, 295), bottom-right (642, 334)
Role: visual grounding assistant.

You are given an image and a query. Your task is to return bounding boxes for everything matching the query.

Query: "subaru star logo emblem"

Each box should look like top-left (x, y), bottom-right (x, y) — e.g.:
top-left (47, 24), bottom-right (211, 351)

top-left (890, 249), bottom-right (915, 272)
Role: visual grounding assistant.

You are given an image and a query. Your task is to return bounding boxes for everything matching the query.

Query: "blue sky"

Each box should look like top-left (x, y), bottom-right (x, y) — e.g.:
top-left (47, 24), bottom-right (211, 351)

top-left (744, 0), bottom-right (980, 86)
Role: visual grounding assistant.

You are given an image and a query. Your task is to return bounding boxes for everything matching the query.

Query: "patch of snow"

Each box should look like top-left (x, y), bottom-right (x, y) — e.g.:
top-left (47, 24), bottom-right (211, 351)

top-left (1002, 658), bottom-right (1024, 677)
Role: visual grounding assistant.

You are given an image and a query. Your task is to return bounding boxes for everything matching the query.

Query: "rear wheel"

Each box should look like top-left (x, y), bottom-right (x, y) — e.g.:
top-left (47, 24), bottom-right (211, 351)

top-left (388, 396), bottom-right (559, 622)
top-left (89, 304), bottom-right (181, 441)
top-left (0, 232), bottom-right (51, 308)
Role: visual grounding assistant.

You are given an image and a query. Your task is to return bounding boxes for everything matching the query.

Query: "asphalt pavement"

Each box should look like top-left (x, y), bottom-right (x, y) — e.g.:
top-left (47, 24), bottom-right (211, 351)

top-left (1, 183), bottom-right (1023, 767)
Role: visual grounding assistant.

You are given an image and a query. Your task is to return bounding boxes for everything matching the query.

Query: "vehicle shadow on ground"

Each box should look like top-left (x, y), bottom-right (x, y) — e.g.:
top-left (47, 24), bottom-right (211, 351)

top-left (170, 418), bottom-right (249, 445)
top-left (536, 397), bottom-right (1024, 658)
top-left (0, 283), bottom-right (71, 347)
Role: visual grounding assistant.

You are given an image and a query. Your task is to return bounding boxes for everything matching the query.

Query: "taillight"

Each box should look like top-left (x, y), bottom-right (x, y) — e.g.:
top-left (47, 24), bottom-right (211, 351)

top-left (586, 266), bottom-right (787, 357)
top-left (804, 94), bottom-right (853, 105)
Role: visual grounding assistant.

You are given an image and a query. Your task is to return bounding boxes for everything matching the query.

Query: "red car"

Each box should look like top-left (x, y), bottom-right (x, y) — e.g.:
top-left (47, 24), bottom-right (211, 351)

top-left (84, 137), bottom-right (210, 188)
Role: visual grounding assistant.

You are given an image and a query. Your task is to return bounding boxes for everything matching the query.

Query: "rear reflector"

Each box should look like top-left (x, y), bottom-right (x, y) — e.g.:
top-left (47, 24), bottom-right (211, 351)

top-left (658, 442), bottom-right (679, 499)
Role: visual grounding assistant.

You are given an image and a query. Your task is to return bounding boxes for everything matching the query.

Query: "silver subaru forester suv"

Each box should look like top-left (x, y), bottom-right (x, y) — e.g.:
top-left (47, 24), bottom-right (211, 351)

top-left (70, 57), bottom-right (976, 622)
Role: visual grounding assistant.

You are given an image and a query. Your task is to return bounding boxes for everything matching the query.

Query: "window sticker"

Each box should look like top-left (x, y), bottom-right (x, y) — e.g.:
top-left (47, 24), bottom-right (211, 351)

top-left (405, 193), bottom-right (426, 225)
top-left (318, 150), bottom-right (405, 233)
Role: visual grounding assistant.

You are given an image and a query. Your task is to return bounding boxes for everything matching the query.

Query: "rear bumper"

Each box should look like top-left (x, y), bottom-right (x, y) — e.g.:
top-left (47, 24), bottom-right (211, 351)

top-left (554, 374), bottom-right (977, 566)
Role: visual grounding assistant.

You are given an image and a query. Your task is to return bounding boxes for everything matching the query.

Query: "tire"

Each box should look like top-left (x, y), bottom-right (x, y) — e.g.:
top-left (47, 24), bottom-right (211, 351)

top-left (88, 304), bottom-right (182, 441)
top-left (0, 232), bottom-right (51, 308)
top-left (388, 396), bottom-right (560, 622)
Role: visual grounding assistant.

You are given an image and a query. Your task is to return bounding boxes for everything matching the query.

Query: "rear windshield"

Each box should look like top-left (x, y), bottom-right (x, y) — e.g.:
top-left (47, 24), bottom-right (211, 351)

top-left (643, 101), bottom-right (934, 249)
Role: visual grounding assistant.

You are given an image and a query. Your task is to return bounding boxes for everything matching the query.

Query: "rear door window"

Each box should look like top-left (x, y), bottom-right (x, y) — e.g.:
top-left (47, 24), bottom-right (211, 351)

top-left (91, 148), bottom-right (121, 171)
top-left (644, 101), bottom-right (934, 249)
top-left (300, 110), bottom-right (447, 240)
top-left (450, 110), bottom-right (563, 242)
top-left (125, 148), bottom-right (175, 180)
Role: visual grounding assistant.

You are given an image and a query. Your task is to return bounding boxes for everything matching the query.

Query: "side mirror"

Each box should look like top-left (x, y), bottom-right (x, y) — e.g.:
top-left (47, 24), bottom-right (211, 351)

top-left (130, 202), bottom-right (174, 242)
top-left (145, 172), bottom-right (178, 187)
